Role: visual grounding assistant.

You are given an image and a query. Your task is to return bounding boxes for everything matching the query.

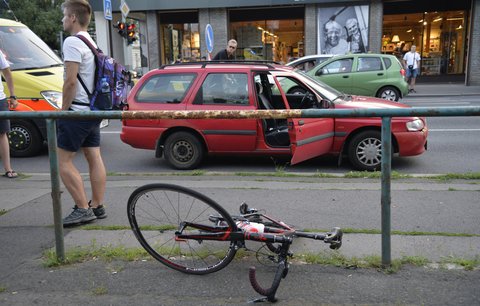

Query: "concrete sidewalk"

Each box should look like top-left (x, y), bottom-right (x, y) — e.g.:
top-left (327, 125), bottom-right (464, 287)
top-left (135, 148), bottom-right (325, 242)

top-left (408, 83), bottom-right (480, 97)
top-left (1, 173), bottom-right (479, 305)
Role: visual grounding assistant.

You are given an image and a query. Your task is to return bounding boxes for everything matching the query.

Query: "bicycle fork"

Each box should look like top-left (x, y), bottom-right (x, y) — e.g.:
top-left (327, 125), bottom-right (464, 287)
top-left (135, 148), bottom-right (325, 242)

top-left (248, 238), bottom-right (292, 303)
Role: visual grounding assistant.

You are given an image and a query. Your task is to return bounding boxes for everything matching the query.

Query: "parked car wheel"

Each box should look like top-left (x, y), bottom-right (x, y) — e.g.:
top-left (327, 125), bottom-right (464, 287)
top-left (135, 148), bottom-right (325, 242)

top-left (378, 86), bottom-right (400, 102)
top-left (8, 119), bottom-right (43, 157)
top-left (164, 132), bottom-right (205, 170)
top-left (348, 130), bottom-right (382, 171)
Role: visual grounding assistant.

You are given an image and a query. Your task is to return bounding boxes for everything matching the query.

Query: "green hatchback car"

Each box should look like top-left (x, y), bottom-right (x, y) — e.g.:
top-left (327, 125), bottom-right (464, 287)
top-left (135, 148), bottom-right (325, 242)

top-left (286, 53), bottom-right (409, 101)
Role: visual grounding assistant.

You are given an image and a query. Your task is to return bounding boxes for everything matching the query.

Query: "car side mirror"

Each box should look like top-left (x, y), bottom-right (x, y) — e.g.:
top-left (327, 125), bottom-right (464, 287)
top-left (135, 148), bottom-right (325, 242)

top-left (319, 99), bottom-right (331, 109)
top-left (316, 69), bottom-right (324, 76)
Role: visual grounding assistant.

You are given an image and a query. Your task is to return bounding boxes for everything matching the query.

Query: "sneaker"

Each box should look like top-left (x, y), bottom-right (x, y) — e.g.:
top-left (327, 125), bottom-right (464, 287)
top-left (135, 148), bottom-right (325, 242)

top-left (88, 200), bottom-right (107, 219)
top-left (63, 206), bottom-right (96, 227)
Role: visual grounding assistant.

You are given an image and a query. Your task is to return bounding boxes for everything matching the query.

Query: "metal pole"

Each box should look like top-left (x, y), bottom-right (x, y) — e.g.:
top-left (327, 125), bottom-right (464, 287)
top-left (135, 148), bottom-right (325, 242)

top-left (46, 119), bottom-right (64, 261)
top-left (381, 117), bottom-right (392, 267)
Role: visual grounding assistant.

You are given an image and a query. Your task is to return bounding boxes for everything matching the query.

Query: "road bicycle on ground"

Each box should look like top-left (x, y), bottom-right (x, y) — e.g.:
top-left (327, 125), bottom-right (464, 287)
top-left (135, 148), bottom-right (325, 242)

top-left (127, 183), bottom-right (343, 302)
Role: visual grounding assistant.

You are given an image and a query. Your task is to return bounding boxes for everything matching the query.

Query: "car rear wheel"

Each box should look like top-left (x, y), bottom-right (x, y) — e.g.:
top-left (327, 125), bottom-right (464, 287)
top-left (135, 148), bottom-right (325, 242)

top-left (348, 131), bottom-right (382, 171)
top-left (378, 86), bottom-right (400, 102)
top-left (8, 119), bottom-right (43, 157)
top-left (164, 132), bottom-right (205, 170)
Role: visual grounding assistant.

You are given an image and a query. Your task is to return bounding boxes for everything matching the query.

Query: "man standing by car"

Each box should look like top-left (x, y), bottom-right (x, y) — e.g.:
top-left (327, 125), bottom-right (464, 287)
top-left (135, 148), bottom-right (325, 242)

top-left (58, 0), bottom-right (107, 226)
top-left (213, 39), bottom-right (237, 60)
top-left (403, 45), bottom-right (421, 93)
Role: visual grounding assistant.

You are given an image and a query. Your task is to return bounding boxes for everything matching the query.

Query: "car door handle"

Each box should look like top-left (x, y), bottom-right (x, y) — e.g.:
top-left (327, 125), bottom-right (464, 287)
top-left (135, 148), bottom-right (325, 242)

top-left (298, 120), bottom-right (305, 126)
top-left (342, 75), bottom-right (349, 78)
top-left (377, 73), bottom-right (384, 76)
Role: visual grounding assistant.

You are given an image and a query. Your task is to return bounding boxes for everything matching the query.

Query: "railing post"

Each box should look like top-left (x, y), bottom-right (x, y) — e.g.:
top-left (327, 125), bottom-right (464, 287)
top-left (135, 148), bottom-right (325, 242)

top-left (46, 119), bottom-right (64, 261)
top-left (381, 116), bottom-right (392, 267)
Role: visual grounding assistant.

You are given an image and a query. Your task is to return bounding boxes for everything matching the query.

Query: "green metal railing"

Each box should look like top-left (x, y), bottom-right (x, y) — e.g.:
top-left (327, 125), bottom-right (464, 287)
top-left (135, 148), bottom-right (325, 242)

top-left (2, 106), bottom-right (480, 265)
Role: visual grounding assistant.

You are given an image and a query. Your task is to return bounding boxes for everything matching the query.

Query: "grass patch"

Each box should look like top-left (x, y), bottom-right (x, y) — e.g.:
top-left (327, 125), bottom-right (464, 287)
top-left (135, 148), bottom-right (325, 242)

top-left (344, 171), bottom-right (412, 179)
top-left (440, 256), bottom-right (480, 271)
top-left (0, 286), bottom-right (6, 293)
top-left (107, 170), bottom-right (206, 176)
top-left (301, 227), bottom-right (480, 237)
top-left (431, 172), bottom-right (480, 181)
top-left (92, 286), bottom-right (108, 295)
top-left (43, 243), bottom-right (150, 267)
top-left (0, 209), bottom-right (7, 216)
top-left (299, 252), bottom-right (430, 273)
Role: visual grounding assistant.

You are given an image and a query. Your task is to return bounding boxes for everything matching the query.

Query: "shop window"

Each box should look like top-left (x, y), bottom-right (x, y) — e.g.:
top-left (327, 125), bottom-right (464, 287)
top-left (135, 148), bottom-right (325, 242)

top-left (229, 9), bottom-right (304, 64)
top-left (383, 10), bottom-right (467, 75)
top-left (135, 74), bottom-right (196, 103)
top-left (160, 11), bottom-right (200, 64)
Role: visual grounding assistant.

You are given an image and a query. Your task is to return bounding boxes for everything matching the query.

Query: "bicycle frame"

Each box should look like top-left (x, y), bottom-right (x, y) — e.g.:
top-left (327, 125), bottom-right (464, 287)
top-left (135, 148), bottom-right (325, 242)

top-left (174, 210), bottom-right (342, 302)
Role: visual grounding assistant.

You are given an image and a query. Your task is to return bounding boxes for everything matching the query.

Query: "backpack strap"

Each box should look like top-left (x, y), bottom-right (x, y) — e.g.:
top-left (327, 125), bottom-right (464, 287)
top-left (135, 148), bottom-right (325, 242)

top-left (74, 34), bottom-right (100, 100)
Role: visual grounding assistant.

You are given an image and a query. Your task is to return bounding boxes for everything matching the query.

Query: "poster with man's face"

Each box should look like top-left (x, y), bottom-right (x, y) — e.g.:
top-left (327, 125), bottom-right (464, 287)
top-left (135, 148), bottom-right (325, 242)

top-left (317, 5), bottom-right (369, 55)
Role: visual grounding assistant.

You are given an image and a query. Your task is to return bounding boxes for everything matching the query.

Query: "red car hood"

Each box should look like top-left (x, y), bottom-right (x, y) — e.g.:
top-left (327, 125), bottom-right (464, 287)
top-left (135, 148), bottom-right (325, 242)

top-left (334, 95), bottom-right (411, 110)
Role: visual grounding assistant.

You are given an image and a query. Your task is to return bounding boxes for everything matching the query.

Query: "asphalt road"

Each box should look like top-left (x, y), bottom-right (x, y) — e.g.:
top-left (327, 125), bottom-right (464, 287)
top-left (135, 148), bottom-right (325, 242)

top-left (10, 95), bottom-right (480, 174)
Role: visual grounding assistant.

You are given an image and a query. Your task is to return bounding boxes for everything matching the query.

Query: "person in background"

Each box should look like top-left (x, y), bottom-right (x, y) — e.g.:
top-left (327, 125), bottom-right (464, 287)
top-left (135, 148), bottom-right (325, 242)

top-left (0, 50), bottom-right (18, 178)
top-left (59, 0), bottom-right (107, 227)
top-left (403, 45), bottom-right (421, 93)
top-left (213, 39), bottom-right (237, 60)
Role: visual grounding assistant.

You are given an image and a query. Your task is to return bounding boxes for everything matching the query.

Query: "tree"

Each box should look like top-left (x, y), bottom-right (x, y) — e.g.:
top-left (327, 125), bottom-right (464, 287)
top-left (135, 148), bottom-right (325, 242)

top-left (0, 0), bottom-right (65, 51)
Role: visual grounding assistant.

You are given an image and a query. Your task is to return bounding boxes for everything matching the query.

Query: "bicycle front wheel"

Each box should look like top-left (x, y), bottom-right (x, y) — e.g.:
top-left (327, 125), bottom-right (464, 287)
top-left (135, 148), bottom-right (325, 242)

top-left (127, 183), bottom-right (238, 275)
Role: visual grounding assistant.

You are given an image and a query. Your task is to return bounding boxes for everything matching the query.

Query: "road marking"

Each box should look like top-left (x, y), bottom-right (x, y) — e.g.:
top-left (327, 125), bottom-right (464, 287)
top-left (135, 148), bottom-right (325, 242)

top-left (429, 129), bottom-right (480, 132)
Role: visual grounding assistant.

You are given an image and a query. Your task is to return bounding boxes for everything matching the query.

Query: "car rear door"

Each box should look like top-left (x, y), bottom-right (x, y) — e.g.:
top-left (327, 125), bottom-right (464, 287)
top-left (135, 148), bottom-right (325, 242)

top-left (186, 71), bottom-right (258, 152)
top-left (352, 56), bottom-right (385, 96)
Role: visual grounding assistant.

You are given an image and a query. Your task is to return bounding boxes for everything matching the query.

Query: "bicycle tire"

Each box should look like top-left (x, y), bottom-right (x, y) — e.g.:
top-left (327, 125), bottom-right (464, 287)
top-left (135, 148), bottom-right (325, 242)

top-left (127, 183), bottom-right (238, 275)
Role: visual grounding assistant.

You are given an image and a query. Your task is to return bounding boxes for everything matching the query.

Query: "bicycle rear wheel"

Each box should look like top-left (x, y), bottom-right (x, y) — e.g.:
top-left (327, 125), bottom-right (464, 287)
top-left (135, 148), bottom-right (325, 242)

top-left (127, 183), bottom-right (238, 275)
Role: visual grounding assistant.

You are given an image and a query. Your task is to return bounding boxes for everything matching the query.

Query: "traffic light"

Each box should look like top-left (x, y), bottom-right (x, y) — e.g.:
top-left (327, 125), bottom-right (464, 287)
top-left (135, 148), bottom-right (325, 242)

top-left (127, 23), bottom-right (137, 45)
top-left (115, 21), bottom-right (126, 37)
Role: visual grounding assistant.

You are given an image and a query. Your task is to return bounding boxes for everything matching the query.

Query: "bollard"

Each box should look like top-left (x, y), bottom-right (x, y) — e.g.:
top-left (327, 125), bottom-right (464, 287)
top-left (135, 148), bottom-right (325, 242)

top-left (46, 119), bottom-right (64, 261)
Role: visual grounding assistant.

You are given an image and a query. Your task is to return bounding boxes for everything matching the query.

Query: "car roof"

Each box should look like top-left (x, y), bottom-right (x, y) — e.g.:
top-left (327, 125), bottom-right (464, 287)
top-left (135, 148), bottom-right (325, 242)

top-left (286, 54), bottom-right (334, 66)
top-left (157, 61), bottom-right (286, 72)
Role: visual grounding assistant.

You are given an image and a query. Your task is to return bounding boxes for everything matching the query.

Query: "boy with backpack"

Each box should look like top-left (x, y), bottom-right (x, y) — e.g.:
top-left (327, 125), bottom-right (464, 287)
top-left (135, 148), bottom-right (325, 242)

top-left (59, 0), bottom-right (108, 226)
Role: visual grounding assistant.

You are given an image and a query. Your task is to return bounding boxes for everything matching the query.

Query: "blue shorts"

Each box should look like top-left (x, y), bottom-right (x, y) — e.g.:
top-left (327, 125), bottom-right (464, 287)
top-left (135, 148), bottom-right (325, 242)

top-left (57, 119), bottom-right (102, 152)
top-left (406, 68), bottom-right (419, 78)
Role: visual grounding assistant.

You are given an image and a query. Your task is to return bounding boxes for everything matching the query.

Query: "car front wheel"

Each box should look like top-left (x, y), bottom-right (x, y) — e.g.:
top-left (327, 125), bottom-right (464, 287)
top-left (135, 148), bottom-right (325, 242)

top-left (378, 86), bottom-right (400, 102)
top-left (163, 132), bottom-right (205, 170)
top-left (8, 119), bottom-right (43, 157)
top-left (348, 131), bottom-right (382, 171)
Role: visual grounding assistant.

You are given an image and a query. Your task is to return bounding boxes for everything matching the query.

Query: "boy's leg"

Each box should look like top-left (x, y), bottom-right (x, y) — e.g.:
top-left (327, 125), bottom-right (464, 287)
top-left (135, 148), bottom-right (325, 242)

top-left (58, 148), bottom-right (89, 209)
top-left (83, 146), bottom-right (106, 208)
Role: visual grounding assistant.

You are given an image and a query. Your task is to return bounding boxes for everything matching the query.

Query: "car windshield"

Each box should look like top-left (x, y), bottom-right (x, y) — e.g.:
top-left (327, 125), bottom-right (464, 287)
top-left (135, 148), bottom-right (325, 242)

top-left (290, 69), bottom-right (344, 101)
top-left (0, 25), bottom-right (62, 70)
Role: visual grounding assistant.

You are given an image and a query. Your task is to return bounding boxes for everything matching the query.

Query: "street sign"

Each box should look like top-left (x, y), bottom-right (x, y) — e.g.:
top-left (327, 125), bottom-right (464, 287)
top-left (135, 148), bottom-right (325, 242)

top-left (103, 0), bottom-right (112, 20)
top-left (120, 0), bottom-right (130, 20)
top-left (205, 24), bottom-right (214, 54)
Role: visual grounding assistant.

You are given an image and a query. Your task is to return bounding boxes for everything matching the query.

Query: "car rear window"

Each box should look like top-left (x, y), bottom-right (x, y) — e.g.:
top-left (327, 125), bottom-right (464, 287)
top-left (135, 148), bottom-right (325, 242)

top-left (382, 57), bottom-right (392, 69)
top-left (194, 73), bottom-right (249, 105)
top-left (135, 73), bottom-right (196, 103)
top-left (357, 57), bottom-right (383, 72)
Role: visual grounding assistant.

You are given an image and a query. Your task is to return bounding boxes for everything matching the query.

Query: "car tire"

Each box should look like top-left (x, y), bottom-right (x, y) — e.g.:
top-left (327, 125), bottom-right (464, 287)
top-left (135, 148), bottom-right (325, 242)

top-left (9, 119), bottom-right (43, 157)
top-left (347, 130), bottom-right (382, 171)
top-left (288, 87), bottom-right (306, 95)
top-left (164, 132), bottom-right (205, 170)
top-left (378, 86), bottom-right (400, 102)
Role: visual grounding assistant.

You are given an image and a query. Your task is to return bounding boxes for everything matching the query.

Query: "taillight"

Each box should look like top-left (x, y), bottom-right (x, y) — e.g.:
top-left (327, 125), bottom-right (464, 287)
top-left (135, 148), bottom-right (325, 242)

top-left (400, 68), bottom-right (406, 77)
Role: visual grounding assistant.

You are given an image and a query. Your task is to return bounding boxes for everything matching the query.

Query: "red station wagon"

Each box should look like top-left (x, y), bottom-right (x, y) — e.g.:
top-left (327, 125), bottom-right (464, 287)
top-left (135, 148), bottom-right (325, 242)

top-left (120, 62), bottom-right (428, 171)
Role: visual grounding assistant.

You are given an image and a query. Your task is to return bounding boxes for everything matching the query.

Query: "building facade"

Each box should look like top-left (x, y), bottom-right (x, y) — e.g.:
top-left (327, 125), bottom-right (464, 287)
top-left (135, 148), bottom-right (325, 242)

top-left (91, 0), bottom-right (480, 85)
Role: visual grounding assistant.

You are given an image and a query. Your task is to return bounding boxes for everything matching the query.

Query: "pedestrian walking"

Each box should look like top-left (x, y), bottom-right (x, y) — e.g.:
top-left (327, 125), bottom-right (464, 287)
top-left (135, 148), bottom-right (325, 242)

top-left (213, 39), bottom-right (237, 60)
top-left (403, 45), bottom-right (421, 93)
top-left (59, 0), bottom-right (107, 227)
top-left (0, 50), bottom-right (18, 179)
